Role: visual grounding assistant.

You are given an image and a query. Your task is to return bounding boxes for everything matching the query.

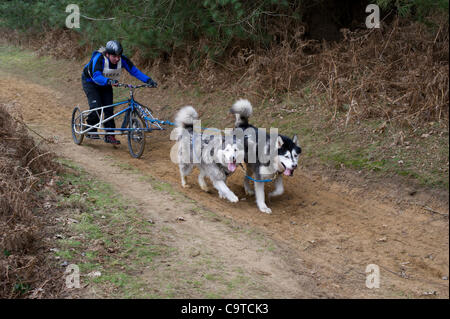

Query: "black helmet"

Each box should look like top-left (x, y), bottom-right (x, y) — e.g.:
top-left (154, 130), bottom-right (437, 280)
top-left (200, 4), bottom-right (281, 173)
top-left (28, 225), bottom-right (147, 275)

top-left (105, 40), bottom-right (123, 56)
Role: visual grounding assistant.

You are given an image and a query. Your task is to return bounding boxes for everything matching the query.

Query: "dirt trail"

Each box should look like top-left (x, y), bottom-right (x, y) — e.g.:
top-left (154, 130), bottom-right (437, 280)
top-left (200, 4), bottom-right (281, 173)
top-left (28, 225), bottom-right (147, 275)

top-left (1, 72), bottom-right (448, 298)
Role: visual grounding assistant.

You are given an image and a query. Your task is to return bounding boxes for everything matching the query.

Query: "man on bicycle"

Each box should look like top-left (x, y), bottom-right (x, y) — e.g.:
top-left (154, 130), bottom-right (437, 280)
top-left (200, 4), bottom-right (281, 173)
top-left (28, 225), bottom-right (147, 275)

top-left (81, 40), bottom-right (157, 144)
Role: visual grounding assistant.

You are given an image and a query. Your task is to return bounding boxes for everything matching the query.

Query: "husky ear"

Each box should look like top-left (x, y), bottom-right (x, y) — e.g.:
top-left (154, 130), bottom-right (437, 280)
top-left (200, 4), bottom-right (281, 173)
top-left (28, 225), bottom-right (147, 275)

top-left (276, 136), bottom-right (284, 149)
top-left (292, 135), bottom-right (299, 146)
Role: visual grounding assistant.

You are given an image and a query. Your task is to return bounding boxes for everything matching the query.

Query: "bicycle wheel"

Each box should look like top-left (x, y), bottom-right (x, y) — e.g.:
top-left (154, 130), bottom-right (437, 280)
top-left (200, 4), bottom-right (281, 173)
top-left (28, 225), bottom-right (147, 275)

top-left (71, 106), bottom-right (84, 145)
top-left (127, 112), bottom-right (146, 158)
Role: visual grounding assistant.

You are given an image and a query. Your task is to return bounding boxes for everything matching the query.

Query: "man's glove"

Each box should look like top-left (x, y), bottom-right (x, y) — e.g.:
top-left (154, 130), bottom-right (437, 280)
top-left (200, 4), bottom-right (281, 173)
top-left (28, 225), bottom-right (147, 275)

top-left (108, 79), bottom-right (119, 86)
top-left (146, 78), bottom-right (157, 88)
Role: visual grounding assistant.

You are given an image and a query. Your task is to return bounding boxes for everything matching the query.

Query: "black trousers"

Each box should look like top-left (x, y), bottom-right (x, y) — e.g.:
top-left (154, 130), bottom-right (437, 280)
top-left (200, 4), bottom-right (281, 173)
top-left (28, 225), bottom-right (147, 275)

top-left (81, 76), bottom-right (115, 131)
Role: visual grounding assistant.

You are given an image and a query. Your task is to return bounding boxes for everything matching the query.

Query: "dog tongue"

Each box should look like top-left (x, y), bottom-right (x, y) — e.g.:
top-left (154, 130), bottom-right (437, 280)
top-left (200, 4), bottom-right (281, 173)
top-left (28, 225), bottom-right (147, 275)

top-left (228, 163), bottom-right (237, 172)
top-left (283, 169), bottom-right (292, 176)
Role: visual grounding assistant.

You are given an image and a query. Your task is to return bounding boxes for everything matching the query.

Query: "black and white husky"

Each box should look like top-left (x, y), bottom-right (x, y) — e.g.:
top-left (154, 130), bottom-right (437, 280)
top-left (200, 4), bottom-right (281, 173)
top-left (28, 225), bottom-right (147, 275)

top-left (230, 99), bottom-right (301, 214)
top-left (174, 106), bottom-right (243, 203)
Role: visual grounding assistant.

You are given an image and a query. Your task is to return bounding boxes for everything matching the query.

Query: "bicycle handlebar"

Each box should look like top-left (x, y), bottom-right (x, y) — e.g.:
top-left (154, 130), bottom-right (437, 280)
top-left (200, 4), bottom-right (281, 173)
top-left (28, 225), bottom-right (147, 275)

top-left (114, 83), bottom-right (156, 89)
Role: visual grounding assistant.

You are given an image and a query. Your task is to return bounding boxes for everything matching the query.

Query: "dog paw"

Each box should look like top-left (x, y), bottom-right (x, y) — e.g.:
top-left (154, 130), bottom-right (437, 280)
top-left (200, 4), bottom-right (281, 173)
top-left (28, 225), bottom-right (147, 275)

top-left (227, 194), bottom-right (239, 203)
top-left (200, 185), bottom-right (209, 192)
top-left (182, 184), bottom-right (191, 188)
top-left (258, 206), bottom-right (272, 214)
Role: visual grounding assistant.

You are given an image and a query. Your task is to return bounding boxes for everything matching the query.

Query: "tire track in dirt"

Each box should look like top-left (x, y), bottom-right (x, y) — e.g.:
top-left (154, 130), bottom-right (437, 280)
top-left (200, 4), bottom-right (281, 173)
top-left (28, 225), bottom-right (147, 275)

top-left (1, 72), bottom-right (448, 298)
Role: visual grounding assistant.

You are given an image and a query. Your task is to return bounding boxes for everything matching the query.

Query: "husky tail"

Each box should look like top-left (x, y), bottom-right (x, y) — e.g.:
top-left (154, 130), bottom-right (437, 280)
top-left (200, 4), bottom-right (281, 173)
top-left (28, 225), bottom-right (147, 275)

top-left (174, 106), bottom-right (198, 140)
top-left (230, 99), bottom-right (252, 128)
top-left (175, 106), bottom-right (198, 128)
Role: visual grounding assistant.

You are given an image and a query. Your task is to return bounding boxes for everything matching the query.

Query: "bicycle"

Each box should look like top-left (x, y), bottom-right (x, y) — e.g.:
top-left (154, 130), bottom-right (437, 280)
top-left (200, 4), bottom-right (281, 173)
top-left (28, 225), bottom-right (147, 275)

top-left (71, 83), bottom-right (174, 158)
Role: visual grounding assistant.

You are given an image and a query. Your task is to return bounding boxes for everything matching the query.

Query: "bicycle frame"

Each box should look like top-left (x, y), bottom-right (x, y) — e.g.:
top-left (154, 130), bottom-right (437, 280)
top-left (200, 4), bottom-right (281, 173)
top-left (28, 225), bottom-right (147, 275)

top-left (73, 84), bottom-right (166, 136)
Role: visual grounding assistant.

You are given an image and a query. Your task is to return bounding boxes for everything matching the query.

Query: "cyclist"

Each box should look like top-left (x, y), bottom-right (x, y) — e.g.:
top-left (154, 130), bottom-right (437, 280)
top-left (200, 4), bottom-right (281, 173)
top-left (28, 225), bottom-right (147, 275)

top-left (81, 40), bottom-right (157, 144)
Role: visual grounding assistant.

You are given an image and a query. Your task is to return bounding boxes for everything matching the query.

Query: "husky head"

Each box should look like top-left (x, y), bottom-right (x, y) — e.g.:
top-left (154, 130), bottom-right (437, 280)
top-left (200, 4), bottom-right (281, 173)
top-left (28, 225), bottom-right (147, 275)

top-left (274, 135), bottom-right (301, 176)
top-left (217, 141), bottom-right (244, 173)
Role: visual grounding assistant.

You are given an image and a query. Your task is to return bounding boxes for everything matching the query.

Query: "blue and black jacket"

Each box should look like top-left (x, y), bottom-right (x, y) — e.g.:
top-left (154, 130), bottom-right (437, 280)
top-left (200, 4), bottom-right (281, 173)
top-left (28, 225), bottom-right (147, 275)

top-left (82, 51), bottom-right (150, 86)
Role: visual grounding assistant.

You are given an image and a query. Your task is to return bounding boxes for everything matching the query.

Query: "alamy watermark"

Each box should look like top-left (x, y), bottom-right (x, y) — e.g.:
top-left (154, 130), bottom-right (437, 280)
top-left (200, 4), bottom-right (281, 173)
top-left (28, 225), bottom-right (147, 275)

top-left (366, 4), bottom-right (380, 29)
top-left (66, 4), bottom-right (380, 30)
top-left (365, 264), bottom-right (380, 289)
top-left (169, 121), bottom-right (282, 171)
top-left (65, 4), bottom-right (80, 29)
top-left (65, 264), bottom-right (80, 289)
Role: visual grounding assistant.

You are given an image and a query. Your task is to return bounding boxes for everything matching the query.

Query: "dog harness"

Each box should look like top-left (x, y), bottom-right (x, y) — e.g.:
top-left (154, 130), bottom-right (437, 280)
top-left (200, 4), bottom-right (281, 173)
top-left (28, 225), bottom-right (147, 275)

top-left (238, 164), bottom-right (275, 183)
top-left (245, 175), bottom-right (273, 183)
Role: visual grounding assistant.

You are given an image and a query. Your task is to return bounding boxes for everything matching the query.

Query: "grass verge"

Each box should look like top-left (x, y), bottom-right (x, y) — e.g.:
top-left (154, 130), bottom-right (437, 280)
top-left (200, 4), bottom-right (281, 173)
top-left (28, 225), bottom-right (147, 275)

top-left (54, 158), bottom-right (174, 298)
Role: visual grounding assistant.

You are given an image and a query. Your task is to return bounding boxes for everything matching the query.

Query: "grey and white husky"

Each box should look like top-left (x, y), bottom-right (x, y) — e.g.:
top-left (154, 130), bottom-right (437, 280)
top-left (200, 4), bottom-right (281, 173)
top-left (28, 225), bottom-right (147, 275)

top-left (230, 99), bottom-right (302, 214)
top-left (174, 106), bottom-right (243, 203)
